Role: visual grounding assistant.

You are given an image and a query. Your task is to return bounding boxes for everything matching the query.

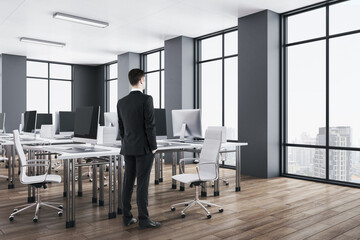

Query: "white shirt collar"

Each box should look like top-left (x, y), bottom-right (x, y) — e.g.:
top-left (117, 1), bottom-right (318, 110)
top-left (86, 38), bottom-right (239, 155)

top-left (131, 88), bottom-right (143, 93)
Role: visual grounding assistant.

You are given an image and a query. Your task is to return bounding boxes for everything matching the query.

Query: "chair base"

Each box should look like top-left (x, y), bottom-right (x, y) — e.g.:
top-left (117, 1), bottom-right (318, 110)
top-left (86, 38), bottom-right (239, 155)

top-left (9, 187), bottom-right (63, 222)
top-left (171, 185), bottom-right (223, 219)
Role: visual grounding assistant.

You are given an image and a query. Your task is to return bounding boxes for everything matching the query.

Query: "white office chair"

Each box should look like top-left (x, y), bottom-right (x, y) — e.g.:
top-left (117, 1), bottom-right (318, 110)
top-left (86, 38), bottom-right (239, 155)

top-left (171, 128), bottom-right (223, 219)
top-left (9, 130), bottom-right (63, 223)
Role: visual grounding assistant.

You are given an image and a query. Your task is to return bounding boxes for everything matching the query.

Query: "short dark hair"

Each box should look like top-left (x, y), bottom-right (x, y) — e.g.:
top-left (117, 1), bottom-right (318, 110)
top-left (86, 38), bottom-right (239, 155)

top-left (128, 69), bottom-right (145, 86)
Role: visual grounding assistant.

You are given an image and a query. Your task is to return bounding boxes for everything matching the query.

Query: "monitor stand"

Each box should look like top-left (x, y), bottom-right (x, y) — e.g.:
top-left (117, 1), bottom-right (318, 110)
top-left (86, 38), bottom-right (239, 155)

top-left (179, 123), bottom-right (187, 142)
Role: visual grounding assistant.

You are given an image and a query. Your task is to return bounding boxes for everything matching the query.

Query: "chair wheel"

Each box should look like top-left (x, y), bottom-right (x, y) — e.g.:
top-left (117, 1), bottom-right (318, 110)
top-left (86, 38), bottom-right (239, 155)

top-left (89, 179), bottom-right (93, 182)
top-left (59, 205), bottom-right (63, 209)
top-left (9, 216), bottom-right (14, 221)
top-left (33, 217), bottom-right (38, 223)
top-left (58, 211), bottom-right (63, 216)
top-left (207, 205), bottom-right (211, 207)
top-left (13, 209), bottom-right (18, 213)
top-left (225, 183), bottom-right (229, 186)
top-left (185, 204), bottom-right (188, 206)
top-left (219, 208), bottom-right (224, 213)
top-left (181, 213), bottom-right (186, 218)
top-left (207, 214), bottom-right (211, 219)
top-left (171, 207), bottom-right (175, 211)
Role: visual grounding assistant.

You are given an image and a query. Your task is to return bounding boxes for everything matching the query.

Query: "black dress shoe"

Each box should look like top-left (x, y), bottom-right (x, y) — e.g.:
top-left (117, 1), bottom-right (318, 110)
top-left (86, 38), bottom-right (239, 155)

top-left (139, 219), bottom-right (161, 229)
top-left (123, 217), bottom-right (137, 226)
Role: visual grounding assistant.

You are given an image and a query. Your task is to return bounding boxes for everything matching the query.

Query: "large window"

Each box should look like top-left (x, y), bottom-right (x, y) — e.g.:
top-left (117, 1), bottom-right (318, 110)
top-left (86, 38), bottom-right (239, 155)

top-left (26, 60), bottom-right (72, 114)
top-left (282, 0), bottom-right (360, 185)
top-left (141, 49), bottom-right (165, 109)
top-left (105, 62), bottom-right (118, 112)
top-left (196, 28), bottom-right (238, 141)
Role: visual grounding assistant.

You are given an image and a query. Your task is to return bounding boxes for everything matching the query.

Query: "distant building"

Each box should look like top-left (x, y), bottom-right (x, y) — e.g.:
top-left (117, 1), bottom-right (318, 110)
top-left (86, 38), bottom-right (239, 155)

top-left (313, 127), bottom-right (352, 181)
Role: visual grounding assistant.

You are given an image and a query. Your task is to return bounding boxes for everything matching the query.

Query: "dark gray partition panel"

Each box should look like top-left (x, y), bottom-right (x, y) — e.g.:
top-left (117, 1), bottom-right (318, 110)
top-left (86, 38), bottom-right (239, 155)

top-left (117, 52), bottom-right (140, 99)
top-left (0, 54), bottom-right (26, 132)
top-left (238, 10), bottom-right (280, 178)
top-left (164, 36), bottom-right (194, 138)
top-left (73, 65), bottom-right (105, 124)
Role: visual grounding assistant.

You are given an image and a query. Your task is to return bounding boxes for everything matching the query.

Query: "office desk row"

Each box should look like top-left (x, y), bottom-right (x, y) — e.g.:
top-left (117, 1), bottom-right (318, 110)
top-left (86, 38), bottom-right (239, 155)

top-left (3, 137), bottom-right (247, 228)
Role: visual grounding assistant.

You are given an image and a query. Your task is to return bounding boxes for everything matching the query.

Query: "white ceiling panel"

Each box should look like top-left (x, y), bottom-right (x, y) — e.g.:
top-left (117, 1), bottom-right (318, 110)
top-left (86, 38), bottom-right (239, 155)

top-left (0, 0), bottom-right (325, 65)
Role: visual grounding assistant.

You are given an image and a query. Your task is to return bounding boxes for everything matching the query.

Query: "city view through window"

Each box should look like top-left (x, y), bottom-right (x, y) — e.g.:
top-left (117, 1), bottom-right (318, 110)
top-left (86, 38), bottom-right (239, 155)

top-left (284, 1), bottom-right (360, 184)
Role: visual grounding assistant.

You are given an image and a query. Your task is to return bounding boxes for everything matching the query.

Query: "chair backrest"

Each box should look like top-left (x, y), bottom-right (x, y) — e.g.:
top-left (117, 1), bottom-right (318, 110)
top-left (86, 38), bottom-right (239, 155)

top-left (207, 126), bottom-right (227, 143)
top-left (13, 130), bottom-right (28, 184)
top-left (198, 128), bottom-right (222, 180)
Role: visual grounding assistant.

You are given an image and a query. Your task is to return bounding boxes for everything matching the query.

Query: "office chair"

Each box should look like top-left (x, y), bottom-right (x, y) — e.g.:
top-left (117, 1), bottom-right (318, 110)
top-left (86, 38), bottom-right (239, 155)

top-left (171, 128), bottom-right (223, 219)
top-left (9, 130), bottom-right (63, 223)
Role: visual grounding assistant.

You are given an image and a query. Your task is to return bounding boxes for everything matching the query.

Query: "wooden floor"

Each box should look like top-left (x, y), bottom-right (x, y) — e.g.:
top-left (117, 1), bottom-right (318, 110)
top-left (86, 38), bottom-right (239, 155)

top-left (1, 162), bottom-right (360, 240)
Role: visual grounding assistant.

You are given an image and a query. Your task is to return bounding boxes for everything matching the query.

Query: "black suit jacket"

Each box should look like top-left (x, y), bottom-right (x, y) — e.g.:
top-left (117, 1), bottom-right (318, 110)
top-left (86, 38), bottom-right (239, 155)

top-left (117, 91), bottom-right (157, 156)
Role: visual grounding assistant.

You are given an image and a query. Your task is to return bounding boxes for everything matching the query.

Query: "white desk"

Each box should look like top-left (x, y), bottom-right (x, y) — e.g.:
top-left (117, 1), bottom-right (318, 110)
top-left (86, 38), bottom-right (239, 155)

top-left (26, 144), bottom-right (120, 228)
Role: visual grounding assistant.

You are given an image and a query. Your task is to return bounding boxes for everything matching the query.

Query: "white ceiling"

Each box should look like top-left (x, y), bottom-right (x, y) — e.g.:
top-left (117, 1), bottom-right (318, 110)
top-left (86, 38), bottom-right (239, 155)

top-left (0, 0), bottom-right (324, 65)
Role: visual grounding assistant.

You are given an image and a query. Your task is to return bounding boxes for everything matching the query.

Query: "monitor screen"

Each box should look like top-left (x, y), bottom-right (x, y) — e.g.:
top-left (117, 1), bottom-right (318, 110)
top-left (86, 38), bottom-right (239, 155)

top-left (36, 113), bottom-right (52, 129)
top-left (59, 111), bottom-right (75, 132)
top-left (74, 106), bottom-right (99, 142)
top-left (24, 111), bottom-right (37, 133)
top-left (172, 109), bottom-right (202, 140)
top-left (154, 109), bottom-right (167, 136)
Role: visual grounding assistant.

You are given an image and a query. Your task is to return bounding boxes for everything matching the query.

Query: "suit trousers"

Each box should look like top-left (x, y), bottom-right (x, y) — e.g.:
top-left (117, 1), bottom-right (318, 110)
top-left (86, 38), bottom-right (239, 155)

top-left (122, 153), bottom-right (154, 222)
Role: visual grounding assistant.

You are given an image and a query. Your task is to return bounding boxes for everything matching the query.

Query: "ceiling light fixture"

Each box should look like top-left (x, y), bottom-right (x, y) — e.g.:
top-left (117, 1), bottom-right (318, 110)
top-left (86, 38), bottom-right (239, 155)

top-left (53, 12), bottom-right (109, 28)
top-left (19, 37), bottom-right (66, 47)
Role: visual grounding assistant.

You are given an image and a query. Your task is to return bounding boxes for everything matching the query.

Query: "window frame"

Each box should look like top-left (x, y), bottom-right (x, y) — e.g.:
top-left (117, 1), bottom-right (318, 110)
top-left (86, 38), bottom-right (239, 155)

top-left (195, 26), bottom-right (238, 139)
top-left (281, 0), bottom-right (360, 188)
top-left (105, 61), bottom-right (118, 112)
top-left (140, 48), bottom-right (165, 109)
top-left (26, 59), bottom-right (73, 114)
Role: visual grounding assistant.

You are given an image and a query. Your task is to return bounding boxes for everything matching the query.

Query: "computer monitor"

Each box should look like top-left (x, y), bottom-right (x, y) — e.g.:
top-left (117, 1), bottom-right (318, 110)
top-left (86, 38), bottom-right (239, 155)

top-left (36, 113), bottom-right (52, 130)
top-left (0, 113), bottom-right (6, 133)
top-left (104, 112), bottom-right (121, 140)
top-left (59, 111), bottom-right (75, 134)
top-left (73, 106), bottom-right (100, 145)
top-left (23, 110), bottom-right (37, 133)
top-left (154, 109), bottom-right (167, 136)
top-left (172, 109), bottom-right (202, 141)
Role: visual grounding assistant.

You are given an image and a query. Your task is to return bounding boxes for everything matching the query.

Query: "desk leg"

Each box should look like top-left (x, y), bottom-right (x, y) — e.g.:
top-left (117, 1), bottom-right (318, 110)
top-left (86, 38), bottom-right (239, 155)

top-left (178, 152), bottom-right (185, 191)
top-left (27, 150), bottom-right (35, 203)
top-left (235, 146), bottom-right (241, 192)
top-left (77, 158), bottom-right (83, 197)
top-left (108, 156), bottom-right (116, 219)
top-left (63, 159), bottom-right (68, 197)
top-left (172, 152), bottom-right (177, 189)
top-left (65, 159), bottom-right (75, 228)
top-left (159, 153), bottom-right (163, 182)
top-left (118, 155), bottom-right (123, 214)
top-left (201, 182), bottom-right (207, 197)
top-left (92, 164), bottom-right (97, 203)
top-left (8, 146), bottom-right (15, 189)
top-left (154, 153), bottom-right (159, 185)
top-left (99, 164), bottom-right (104, 206)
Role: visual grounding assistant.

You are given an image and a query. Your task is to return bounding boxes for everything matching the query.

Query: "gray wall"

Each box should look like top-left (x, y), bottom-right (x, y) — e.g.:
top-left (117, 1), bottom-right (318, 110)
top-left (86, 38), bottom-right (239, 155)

top-left (164, 36), bottom-right (194, 138)
top-left (0, 54), bottom-right (26, 132)
top-left (117, 52), bottom-right (140, 99)
top-left (238, 10), bottom-right (280, 178)
top-left (73, 65), bottom-right (105, 124)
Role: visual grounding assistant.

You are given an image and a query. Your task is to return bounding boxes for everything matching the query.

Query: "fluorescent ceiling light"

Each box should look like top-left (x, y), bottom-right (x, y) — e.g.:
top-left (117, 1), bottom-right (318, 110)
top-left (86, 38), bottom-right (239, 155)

top-left (53, 12), bottom-right (109, 28)
top-left (20, 37), bottom-right (65, 47)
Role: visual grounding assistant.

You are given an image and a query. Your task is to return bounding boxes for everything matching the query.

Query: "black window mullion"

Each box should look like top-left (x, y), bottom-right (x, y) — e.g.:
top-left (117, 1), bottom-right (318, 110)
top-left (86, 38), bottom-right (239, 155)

top-left (222, 33), bottom-right (225, 127)
top-left (325, 5), bottom-right (330, 181)
top-left (159, 51), bottom-right (162, 109)
top-left (48, 63), bottom-right (50, 114)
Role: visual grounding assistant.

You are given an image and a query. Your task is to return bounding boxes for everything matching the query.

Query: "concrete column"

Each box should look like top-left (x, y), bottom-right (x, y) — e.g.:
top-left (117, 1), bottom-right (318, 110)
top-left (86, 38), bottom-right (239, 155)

top-left (117, 52), bottom-right (140, 99)
top-left (238, 10), bottom-right (280, 178)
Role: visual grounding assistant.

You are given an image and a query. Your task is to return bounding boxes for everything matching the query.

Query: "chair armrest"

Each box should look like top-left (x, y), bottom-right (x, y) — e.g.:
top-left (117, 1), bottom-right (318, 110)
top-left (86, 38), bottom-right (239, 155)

top-left (196, 162), bottom-right (219, 181)
top-left (22, 161), bottom-right (50, 182)
top-left (179, 158), bottom-right (199, 174)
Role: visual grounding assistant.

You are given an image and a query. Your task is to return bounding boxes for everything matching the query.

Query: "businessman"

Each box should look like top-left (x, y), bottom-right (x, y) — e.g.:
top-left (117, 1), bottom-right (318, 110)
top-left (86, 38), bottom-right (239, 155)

top-left (117, 68), bottom-right (160, 229)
